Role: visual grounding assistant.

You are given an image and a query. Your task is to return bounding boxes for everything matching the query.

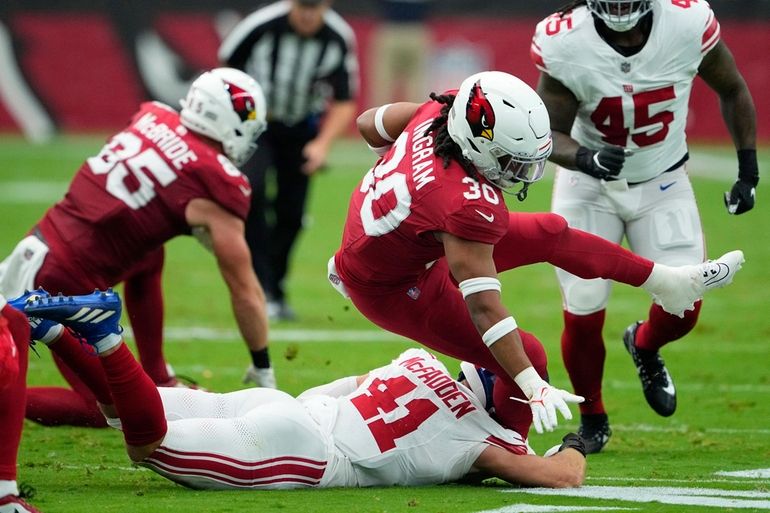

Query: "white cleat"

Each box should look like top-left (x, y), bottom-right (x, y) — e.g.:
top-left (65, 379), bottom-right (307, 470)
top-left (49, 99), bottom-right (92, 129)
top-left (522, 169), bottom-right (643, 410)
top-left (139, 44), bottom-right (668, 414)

top-left (645, 250), bottom-right (744, 318)
top-left (243, 365), bottom-right (277, 389)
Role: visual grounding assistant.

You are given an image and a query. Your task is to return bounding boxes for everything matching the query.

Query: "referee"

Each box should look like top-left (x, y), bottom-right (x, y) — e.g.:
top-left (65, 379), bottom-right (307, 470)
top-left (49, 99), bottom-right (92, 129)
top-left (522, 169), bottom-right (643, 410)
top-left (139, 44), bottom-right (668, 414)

top-left (219, 0), bottom-right (359, 327)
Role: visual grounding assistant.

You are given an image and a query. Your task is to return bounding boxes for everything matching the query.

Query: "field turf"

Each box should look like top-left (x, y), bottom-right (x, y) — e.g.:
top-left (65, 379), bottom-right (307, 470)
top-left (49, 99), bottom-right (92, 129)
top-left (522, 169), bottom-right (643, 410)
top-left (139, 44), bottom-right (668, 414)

top-left (0, 136), bottom-right (768, 512)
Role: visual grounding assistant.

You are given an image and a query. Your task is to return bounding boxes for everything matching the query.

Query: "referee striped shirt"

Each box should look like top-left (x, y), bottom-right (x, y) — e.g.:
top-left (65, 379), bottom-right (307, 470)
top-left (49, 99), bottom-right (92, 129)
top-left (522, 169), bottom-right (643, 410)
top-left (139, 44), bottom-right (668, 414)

top-left (219, 1), bottom-right (359, 126)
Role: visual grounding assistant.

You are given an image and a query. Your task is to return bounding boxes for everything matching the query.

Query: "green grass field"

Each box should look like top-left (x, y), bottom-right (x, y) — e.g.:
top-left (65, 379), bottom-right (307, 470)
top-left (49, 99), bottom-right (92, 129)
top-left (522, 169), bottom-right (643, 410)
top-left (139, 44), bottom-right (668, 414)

top-left (1, 136), bottom-right (768, 512)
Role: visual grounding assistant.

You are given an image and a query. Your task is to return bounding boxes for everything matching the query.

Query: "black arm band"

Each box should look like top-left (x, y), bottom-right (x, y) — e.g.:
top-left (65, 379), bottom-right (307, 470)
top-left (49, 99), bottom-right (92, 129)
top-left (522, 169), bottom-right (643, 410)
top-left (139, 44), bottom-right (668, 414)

top-left (559, 432), bottom-right (587, 458)
top-left (737, 149), bottom-right (759, 186)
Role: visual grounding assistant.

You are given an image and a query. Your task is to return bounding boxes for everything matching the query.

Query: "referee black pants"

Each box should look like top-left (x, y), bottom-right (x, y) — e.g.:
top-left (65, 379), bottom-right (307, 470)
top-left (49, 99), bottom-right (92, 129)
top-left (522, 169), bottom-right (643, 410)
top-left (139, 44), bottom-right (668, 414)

top-left (242, 120), bottom-right (316, 302)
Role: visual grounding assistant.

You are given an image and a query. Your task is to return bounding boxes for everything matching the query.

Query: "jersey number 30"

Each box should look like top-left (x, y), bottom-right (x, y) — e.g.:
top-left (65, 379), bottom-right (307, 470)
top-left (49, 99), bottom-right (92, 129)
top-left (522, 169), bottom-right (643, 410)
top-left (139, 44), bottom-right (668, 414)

top-left (350, 376), bottom-right (439, 453)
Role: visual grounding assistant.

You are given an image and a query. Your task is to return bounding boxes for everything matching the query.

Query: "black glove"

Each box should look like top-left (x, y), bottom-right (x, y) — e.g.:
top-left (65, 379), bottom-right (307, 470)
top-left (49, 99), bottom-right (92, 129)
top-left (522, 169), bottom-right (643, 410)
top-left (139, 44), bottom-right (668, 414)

top-left (575, 146), bottom-right (626, 180)
top-left (724, 149), bottom-right (759, 215)
top-left (558, 432), bottom-right (587, 458)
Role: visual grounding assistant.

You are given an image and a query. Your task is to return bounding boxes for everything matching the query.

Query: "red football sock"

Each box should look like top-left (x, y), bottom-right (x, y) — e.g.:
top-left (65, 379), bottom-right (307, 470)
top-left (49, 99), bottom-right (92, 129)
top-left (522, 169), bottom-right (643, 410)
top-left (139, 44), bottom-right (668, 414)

top-left (0, 305), bottom-right (30, 481)
top-left (635, 301), bottom-right (702, 352)
top-left (124, 250), bottom-right (170, 384)
top-left (48, 329), bottom-right (113, 405)
top-left (561, 310), bottom-right (607, 415)
top-left (26, 386), bottom-right (107, 427)
top-left (99, 343), bottom-right (166, 446)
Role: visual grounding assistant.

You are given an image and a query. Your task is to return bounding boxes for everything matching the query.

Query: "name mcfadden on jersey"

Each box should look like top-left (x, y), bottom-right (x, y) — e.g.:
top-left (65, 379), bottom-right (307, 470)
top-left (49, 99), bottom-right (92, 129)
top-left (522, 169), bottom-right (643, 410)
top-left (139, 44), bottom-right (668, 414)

top-left (398, 354), bottom-right (477, 419)
top-left (532, 1), bottom-right (720, 183)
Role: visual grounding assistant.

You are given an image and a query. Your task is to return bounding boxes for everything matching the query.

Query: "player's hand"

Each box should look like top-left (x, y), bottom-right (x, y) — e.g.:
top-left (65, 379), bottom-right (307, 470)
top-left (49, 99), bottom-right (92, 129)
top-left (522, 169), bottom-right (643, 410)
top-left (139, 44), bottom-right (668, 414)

top-left (575, 145), bottom-right (628, 180)
top-left (724, 179), bottom-right (756, 215)
top-left (302, 139), bottom-right (329, 175)
top-left (514, 367), bottom-right (585, 434)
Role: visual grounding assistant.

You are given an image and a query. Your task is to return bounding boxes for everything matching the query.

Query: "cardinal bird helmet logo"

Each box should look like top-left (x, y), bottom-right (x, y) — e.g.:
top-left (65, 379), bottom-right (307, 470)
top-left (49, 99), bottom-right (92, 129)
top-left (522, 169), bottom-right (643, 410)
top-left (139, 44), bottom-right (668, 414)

top-left (224, 81), bottom-right (257, 122)
top-left (465, 80), bottom-right (496, 142)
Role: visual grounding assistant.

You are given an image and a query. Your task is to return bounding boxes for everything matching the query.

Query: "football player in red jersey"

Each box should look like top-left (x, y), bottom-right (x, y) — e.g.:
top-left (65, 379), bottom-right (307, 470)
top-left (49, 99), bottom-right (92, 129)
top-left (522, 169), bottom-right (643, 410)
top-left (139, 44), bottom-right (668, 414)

top-left (0, 68), bottom-right (274, 430)
top-left (531, 0), bottom-right (757, 452)
top-left (329, 70), bottom-right (743, 439)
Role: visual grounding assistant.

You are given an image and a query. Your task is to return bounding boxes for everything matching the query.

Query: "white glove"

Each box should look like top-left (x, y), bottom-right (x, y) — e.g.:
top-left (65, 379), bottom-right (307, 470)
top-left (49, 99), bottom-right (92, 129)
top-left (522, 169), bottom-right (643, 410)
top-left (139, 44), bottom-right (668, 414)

top-left (514, 367), bottom-right (585, 434)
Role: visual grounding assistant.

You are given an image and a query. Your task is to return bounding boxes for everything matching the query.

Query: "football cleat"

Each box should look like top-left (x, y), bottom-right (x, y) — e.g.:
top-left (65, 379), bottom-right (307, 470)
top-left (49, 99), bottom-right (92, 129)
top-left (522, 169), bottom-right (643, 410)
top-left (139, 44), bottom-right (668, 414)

top-left (242, 365), bottom-right (277, 389)
top-left (158, 364), bottom-right (206, 390)
top-left (0, 494), bottom-right (43, 513)
top-left (266, 299), bottom-right (296, 322)
top-left (623, 321), bottom-right (676, 417)
top-left (578, 413), bottom-right (612, 454)
top-left (7, 289), bottom-right (64, 345)
top-left (648, 250), bottom-right (744, 317)
top-left (24, 289), bottom-right (122, 352)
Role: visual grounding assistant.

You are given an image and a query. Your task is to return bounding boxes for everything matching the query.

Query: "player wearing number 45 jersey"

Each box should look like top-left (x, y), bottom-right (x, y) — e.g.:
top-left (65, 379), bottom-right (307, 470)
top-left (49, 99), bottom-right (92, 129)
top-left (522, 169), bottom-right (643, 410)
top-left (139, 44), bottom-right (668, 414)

top-left (0, 68), bottom-right (275, 434)
top-left (328, 70), bottom-right (744, 441)
top-left (531, 0), bottom-right (758, 452)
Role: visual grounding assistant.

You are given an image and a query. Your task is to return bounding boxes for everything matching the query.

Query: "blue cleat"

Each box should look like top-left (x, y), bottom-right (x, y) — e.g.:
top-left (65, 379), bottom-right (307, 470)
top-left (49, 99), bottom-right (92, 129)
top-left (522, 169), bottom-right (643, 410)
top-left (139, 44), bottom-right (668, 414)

top-left (24, 289), bottom-right (123, 352)
top-left (8, 288), bottom-right (64, 344)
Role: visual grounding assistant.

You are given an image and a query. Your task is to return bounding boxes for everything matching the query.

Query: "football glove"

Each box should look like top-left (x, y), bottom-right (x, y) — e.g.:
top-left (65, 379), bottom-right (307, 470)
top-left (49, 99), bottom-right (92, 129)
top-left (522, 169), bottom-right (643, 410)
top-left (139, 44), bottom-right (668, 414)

top-left (513, 367), bottom-right (585, 434)
top-left (725, 149), bottom-right (759, 215)
top-left (724, 179), bottom-right (756, 215)
top-left (575, 145), bottom-right (627, 180)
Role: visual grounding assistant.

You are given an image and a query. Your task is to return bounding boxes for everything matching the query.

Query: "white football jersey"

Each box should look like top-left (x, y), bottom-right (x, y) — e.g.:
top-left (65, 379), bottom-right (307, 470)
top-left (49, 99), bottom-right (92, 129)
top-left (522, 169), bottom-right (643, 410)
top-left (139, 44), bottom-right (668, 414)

top-left (531, 0), bottom-right (720, 183)
top-left (319, 349), bottom-right (527, 487)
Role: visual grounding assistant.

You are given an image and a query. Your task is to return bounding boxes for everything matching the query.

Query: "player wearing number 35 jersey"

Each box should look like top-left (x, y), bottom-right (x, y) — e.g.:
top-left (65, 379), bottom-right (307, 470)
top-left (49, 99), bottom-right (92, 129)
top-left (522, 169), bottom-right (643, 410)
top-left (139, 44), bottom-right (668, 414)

top-left (0, 69), bottom-right (274, 433)
top-left (329, 70), bottom-right (742, 440)
top-left (532, 0), bottom-right (757, 452)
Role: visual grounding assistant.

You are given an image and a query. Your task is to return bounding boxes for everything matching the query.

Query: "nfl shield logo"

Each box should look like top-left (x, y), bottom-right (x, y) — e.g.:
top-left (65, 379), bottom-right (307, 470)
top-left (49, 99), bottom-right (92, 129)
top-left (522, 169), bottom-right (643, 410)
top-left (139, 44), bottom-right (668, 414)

top-left (621, 62), bottom-right (631, 73)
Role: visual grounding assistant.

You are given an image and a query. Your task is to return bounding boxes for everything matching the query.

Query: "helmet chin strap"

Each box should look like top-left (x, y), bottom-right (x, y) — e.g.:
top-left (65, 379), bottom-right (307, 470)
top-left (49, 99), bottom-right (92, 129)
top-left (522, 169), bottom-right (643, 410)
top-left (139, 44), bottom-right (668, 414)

top-left (515, 181), bottom-right (530, 202)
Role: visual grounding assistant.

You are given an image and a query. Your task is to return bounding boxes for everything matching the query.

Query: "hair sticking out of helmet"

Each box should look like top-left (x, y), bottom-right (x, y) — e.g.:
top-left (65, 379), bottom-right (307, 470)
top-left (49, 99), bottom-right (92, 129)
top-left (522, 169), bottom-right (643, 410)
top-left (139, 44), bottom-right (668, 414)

top-left (180, 67), bottom-right (267, 166)
top-left (446, 71), bottom-right (552, 201)
top-left (458, 361), bottom-right (497, 412)
top-left (586, 0), bottom-right (653, 32)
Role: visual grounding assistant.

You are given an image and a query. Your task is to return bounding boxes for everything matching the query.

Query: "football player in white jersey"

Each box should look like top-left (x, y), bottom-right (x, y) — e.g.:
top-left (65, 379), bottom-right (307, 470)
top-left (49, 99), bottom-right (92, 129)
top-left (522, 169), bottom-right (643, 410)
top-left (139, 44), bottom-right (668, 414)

top-left (17, 290), bottom-right (586, 491)
top-left (530, 0), bottom-right (758, 453)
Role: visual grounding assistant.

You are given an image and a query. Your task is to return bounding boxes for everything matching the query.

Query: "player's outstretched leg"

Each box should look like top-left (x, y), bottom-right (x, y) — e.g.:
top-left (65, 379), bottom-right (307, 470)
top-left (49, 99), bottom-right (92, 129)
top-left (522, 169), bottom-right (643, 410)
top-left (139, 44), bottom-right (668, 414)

top-left (642, 250), bottom-right (744, 317)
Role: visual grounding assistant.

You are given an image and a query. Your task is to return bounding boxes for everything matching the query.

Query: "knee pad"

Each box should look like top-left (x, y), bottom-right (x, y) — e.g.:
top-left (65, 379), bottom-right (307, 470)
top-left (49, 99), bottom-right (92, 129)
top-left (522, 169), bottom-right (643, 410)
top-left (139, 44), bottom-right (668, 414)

top-left (560, 275), bottom-right (610, 315)
top-left (536, 213), bottom-right (569, 236)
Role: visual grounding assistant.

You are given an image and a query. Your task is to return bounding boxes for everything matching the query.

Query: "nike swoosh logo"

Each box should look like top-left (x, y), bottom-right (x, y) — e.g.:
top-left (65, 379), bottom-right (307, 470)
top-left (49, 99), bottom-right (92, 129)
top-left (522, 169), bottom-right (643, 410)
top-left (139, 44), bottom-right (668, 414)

top-left (703, 262), bottom-right (730, 287)
top-left (661, 370), bottom-right (676, 396)
top-left (659, 181), bottom-right (677, 191)
top-left (475, 209), bottom-right (495, 223)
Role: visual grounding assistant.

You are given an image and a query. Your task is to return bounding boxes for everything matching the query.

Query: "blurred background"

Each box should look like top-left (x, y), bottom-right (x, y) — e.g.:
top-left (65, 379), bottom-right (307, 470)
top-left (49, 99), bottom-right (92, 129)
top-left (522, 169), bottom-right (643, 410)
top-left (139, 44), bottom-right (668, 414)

top-left (0, 0), bottom-right (767, 144)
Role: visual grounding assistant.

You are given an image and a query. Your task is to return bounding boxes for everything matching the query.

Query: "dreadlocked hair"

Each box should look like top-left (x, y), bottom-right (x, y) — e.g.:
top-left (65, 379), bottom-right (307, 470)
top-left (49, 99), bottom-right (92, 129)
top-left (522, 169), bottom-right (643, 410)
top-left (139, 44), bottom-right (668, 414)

top-left (559, 0), bottom-right (587, 15)
top-left (424, 92), bottom-right (479, 179)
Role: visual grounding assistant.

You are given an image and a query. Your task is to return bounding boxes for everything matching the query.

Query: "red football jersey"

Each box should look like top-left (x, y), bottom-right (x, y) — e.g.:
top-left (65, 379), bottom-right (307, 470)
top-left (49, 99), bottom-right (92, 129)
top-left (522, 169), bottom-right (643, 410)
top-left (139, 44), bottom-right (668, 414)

top-left (335, 100), bottom-right (510, 293)
top-left (37, 102), bottom-right (252, 286)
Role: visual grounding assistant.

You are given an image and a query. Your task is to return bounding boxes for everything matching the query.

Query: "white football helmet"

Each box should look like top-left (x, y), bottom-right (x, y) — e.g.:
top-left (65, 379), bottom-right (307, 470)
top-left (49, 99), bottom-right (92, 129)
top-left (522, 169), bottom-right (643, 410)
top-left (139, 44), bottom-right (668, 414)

top-left (586, 0), bottom-right (653, 32)
top-left (180, 67), bottom-right (267, 166)
top-left (447, 71), bottom-right (552, 192)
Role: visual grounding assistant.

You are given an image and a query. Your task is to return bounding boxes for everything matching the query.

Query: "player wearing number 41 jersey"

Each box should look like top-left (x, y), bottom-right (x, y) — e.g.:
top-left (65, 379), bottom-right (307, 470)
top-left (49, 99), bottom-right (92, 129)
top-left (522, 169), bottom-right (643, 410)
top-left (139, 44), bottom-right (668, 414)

top-left (0, 69), bottom-right (275, 435)
top-left (329, 70), bottom-right (744, 441)
top-left (531, 0), bottom-right (758, 452)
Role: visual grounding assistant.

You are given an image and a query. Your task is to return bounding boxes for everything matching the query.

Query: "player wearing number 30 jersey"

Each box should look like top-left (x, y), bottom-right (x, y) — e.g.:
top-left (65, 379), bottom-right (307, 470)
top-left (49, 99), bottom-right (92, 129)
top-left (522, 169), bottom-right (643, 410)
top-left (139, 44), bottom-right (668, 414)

top-left (329, 70), bottom-right (739, 440)
top-left (531, 0), bottom-right (757, 452)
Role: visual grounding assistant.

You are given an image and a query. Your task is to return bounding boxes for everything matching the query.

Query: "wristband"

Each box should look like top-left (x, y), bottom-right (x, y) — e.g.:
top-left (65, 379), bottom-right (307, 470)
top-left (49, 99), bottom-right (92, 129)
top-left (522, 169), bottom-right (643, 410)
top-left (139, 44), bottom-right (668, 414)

top-left (481, 316), bottom-right (517, 347)
top-left (367, 143), bottom-right (392, 157)
top-left (458, 277), bottom-right (501, 299)
top-left (513, 366), bottom-right (540, 393)
top-left (737, 149), bottom-right (759, 186)
top-left (374, 104), bottom-right (395, 143)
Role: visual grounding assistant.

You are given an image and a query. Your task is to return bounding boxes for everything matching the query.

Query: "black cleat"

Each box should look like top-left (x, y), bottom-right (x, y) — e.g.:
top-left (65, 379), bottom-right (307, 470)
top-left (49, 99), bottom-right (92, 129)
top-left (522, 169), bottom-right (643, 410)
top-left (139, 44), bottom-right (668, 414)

top-left (623, 321), bottom-right (677, 417)
top-left (578, 413), bottom-right (612, 454)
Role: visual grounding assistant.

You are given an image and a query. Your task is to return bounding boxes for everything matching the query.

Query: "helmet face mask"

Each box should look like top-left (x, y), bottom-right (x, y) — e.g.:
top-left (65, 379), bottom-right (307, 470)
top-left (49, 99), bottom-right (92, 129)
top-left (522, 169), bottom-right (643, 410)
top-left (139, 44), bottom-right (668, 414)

top-left (180, 68), bottom-right (267, 166)
top-left (447, 71), bottom-right (552, 193)
top-left (586, 0), bottom-right (653, 32)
